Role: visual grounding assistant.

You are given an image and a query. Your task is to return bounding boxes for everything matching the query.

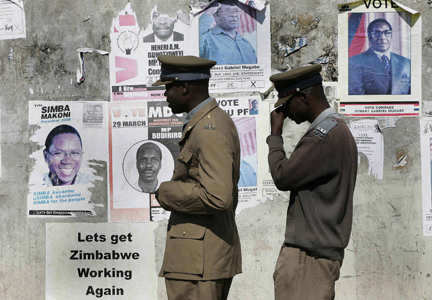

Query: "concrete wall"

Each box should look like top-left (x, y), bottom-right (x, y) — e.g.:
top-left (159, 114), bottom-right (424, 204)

top-left (1, 0), bottom-right (431, 299)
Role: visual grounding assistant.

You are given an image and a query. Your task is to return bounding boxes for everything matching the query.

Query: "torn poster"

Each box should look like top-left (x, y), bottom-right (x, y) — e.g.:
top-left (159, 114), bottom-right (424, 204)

top-left (420, 118), bottom-right (432, 236)
top-left (257, 91), bottom-right (291, 200)
top-left (338, 0), bottom-right (421, 116)
top-left (277, 37), bottom-right (308, 56)
top-left (191, 0), bottom-right (267, 15)
top-left (190, 0), bottom-right (271, 93)
top-left (349, 119), bottom-right (384, 179)
top-left (76, 48), bottom-right (109, 85)
top-left (109, 100), bottom-right (184, 222)
top-left (218, 95), bottom-right (261, 212)
top-left (110, 4), bottom-right (193, 101)
top-left (46, 223), bottom-right (158, 299)
top-left (322, 82), bottom-right (340, 108)
top-left (0, 0), bottom-right (26, 40)
top-left (28, 101), bottom-right (108, 217)
top-left (237, 0), bottom-right (267, 11)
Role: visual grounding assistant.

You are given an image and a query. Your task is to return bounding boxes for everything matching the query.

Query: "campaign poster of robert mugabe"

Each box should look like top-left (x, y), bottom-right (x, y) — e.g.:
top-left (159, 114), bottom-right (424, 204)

top-left (28, 101), bottom-right (108, 218)
top-left (348, 12), bottom-right (411, 95)
top-left (191, 0), bottom-right (271, 93)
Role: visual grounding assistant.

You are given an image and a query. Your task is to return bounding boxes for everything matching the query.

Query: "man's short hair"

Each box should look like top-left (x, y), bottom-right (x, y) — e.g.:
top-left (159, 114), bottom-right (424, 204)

top-left (367, 18), bottom-right (392, 36)
top-left (136, 142), bottom-right (162, 160)
top-left (45, 125), bottom-right (82, 149)
top-left (215, 0), bottom-right (238, 14)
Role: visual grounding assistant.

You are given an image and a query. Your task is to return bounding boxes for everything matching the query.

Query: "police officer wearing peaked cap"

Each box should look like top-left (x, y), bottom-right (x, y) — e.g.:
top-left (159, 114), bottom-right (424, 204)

top-left (154, 55), bottom-right (242, 300)
top-left (267, 64), bottom-right (358, 300)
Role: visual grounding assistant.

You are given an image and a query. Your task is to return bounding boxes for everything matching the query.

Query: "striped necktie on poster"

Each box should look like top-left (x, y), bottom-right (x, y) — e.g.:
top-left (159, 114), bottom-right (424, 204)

top-left (381, 55), bottom-right (390, 73)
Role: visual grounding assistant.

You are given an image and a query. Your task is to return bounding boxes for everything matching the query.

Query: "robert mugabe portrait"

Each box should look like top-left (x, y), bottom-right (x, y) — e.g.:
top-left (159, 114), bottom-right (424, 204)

top-left (199, 0), bottom-right (257, 65)
top-left (349, 18), bottom-right (411, 95)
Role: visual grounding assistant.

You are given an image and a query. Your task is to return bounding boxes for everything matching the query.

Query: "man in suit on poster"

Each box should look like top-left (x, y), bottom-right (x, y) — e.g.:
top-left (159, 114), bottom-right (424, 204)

top-left (349, 18), bottom-right (411, 95)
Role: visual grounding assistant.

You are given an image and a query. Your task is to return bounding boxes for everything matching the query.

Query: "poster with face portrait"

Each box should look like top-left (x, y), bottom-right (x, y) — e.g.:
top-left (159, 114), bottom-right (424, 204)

top-left (110, 3), bottom-right (194, 101)
top-left (190, 0), bottom-right (271, 93)
top-left (211, 95), bottom-right (265, 212)
top-left (256, 90), bottom-right (309, 200)
top-left (27, 101), bottom-right (108, 218)
top-left (322, 82), bottom-right (340, 108)
top-left (109, 100), bottom-right (184, 222)
top-left (420, 118), bottom-right (432, 236)
top-left (338, 0), bottom-right (421, 116)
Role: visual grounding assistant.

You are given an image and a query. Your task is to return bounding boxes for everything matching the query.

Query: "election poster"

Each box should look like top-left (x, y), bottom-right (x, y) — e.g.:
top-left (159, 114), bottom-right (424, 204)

top-left (420, 118), bottom-right (432, 236)
top-left (191, 0), bottom-right (271, 93)
top-left (349, 119), bottom-right (384, 179)
top-left (109, 100), bottom-right (184, 222)
top-left (0, 0), bottom-right (26, 40)
top-left (257, 91), bottom-right (306, 199)
top-left (110, 3), bottom-right (193, 101)
top-left (322, 82), bottom-right (340, 108)
top-left (214, 95), bottom-right (264, 212)
top-left (46, 223), bottom-right (158, 299)
top-left (28, 101), bottom-right (108, 217)
top-left (338, 0), bottom-right (421, 116)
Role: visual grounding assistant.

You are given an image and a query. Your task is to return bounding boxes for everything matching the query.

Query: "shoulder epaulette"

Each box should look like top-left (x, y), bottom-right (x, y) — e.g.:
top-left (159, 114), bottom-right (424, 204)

top-left (314, 118), bottom-right (338, 139)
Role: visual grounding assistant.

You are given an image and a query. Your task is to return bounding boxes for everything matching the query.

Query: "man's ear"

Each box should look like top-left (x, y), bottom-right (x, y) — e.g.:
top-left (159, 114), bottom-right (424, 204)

top-left (300, 92), bottom-right (309, 105)
top-left (43, 150), bottom-right (49, 163)
top-left (181, 82), bottom-right (189, 96)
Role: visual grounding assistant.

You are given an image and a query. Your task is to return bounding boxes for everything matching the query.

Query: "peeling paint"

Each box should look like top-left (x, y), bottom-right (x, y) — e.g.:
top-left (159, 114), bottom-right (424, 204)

top-left (7, 48), bottom-right (13, 60)
top-left (394, 145), bottom-right (412, 171)
top-left (424, 36), bottom-right (432, 48)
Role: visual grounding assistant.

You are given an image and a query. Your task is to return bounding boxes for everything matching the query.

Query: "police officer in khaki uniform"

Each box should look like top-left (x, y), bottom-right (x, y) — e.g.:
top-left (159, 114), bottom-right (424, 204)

top-left (267, 65), bottom-right (358, 299)
top-left (154, 55), bottom-right (241, 300)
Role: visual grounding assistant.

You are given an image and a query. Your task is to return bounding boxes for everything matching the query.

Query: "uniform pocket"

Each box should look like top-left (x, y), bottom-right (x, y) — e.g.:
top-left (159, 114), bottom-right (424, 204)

top-left (177, 148), bottom-right (199, 180)
top-left (163, 223), bottom-right (206, 275)
top-left (174, 149), bottom-right (195, 180)
top-left (177, 149), bottom-right (194, 164)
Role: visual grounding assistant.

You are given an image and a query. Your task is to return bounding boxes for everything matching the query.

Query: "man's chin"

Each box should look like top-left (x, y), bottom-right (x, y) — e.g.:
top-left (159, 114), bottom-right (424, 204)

top-left (155, 32), bottom-right (172, 40)
top-left (54, 169), bottom-right (78, 183)
top-left (56, 175), bottom-right (77, 185)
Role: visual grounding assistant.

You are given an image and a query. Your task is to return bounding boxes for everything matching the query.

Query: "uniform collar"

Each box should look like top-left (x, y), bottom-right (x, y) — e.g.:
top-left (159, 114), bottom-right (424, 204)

top-left (309, 107), bottom-right (340, 130)
top-left (180, 98), bottom-right (218, 143)
top-left (183, 96), bottom-right (213, 127)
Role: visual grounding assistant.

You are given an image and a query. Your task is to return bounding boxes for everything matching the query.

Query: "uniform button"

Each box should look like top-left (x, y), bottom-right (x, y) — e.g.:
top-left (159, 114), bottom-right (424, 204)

top-left (187, 126), bottom-right (191, 130)
top-left (179, 155), bottom-right (183, 160)
top-left (207, 115), bottom-right (211, 118)
top-left (182, 231), bottom-right (186, 236)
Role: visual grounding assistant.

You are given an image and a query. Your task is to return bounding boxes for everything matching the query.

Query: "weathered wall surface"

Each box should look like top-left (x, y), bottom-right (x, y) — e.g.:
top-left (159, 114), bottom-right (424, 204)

top-left (1, 0), bottom-right (432, 299)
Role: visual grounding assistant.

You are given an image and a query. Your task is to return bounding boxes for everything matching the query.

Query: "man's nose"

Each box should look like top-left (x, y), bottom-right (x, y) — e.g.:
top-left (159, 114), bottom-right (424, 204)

top-left (159, 16), bottom-right (169, 24)
top-left (62, 154), bottom-right (74, 163)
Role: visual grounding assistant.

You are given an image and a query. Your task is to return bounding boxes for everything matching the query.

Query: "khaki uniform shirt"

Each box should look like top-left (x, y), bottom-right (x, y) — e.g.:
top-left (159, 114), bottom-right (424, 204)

top-left (157, 98), bottom-right (242, 280)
